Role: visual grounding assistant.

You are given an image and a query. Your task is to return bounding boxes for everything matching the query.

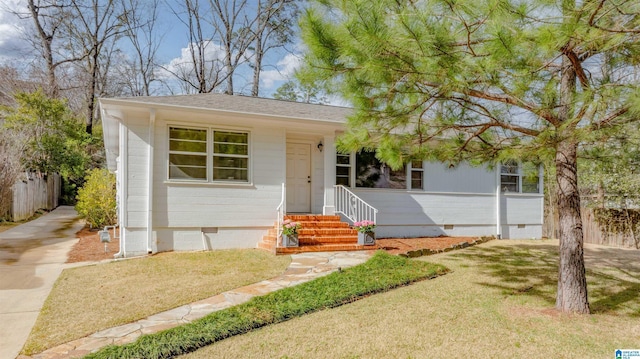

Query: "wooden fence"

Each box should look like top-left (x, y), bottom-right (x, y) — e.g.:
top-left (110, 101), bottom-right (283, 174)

top-left (544, 207), bottom-right (639, 249)
top-left (581, 207), bottom-right (639, 249)
top-left (9, 173), bottom-right (61, 221)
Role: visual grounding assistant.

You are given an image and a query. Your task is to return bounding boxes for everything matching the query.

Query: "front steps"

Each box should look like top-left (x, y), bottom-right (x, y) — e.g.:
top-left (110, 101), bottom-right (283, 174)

top-left (258, 215), bottom-right (377, 255)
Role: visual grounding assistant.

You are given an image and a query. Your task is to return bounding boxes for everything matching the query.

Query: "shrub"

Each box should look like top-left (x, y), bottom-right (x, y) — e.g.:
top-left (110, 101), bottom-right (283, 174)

top-left (75, 168), bottom-right (116, 228)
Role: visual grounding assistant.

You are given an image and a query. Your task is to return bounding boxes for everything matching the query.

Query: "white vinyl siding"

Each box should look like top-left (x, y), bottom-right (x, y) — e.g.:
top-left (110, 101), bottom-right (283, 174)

top-left (126, 121), bottom-right (150, 228)
top-left (154, 121), bottom-right (286, 229)
top-left (424, 162), bottom-right (495, 193)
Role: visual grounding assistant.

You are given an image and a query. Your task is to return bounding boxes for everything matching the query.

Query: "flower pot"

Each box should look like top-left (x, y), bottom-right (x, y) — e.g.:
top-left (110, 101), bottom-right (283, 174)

top-left (282, 234), bottom-right (299, 247)
top-left (357, 231), bottom-right (375, 245)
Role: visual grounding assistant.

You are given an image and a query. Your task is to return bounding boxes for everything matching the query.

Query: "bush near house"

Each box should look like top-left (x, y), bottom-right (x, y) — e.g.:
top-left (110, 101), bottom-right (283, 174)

top-left (75, 168), bottom-right (116, 228)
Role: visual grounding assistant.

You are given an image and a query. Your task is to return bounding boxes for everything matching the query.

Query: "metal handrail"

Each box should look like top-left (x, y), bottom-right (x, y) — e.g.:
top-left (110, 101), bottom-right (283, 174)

top-left (334, 185), bottom-right (378, 225)
top-left (275, 183), bottom-right (285, 247)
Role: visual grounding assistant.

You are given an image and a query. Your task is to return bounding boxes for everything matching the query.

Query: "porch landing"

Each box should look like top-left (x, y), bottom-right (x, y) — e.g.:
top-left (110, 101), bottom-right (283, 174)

top-left (258, 215), bottom-right (378, 255)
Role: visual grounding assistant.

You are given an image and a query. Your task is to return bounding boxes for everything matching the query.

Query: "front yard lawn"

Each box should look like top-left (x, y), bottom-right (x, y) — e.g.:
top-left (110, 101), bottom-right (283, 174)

top-left (181, 240), bottom-right (640, 358)
top-left (83, 251), bottom-right (448, 359)
top-left (22, 249), bottom-right (291, 355)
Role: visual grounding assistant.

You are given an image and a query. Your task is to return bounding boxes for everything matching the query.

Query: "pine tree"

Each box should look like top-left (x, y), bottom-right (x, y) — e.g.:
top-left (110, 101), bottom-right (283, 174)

top-left (300, 0), bottom-right (640, 313)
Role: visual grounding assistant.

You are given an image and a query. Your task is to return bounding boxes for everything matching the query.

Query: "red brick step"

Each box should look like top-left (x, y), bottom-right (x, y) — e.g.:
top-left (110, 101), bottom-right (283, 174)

top-left (258, 214), bottom-right (374, 254)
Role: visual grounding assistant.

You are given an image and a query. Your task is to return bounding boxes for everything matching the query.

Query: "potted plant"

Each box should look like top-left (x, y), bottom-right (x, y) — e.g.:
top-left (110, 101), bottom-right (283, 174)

top-left (354, 220), bottom-right (376, 245)
top-left (281, 219), bottom-right (301, 247)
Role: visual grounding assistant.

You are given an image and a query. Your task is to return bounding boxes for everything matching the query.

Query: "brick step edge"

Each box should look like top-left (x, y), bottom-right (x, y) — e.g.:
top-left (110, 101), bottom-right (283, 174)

top-left (276, 244), bottom-right (378, 254)
top-left (257, 241), bottom-right (276, 253)
top-left (298, 229), bottom-right (357, 235)
top-left (273, 222), bottom-right (351, 229)
top-left (284, 215), bottom-right (341, 221)
top-left (298, 237), bottom-right (358, 244)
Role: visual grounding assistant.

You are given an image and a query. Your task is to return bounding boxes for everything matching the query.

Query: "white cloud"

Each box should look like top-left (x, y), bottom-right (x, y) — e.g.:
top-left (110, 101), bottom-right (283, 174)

top-left (159, 40), bottom-right (228, 80)
top-left (0, 0), bottom-right (29, 63)
top-left (259, 52), bottom-right (302, 88)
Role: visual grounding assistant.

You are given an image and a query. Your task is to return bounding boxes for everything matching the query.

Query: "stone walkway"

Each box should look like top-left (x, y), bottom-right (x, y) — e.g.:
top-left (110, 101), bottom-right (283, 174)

top-left (22, 251), bottom-right (373, 359)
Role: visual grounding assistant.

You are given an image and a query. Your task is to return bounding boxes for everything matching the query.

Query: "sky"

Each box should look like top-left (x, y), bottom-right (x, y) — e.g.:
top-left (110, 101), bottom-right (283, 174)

top-left (0, 0), bottom-right (303, 98)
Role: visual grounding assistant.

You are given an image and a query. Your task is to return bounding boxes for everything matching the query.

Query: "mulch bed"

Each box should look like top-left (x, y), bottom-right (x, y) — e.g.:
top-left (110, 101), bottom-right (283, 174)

top-left (376, 236), bottom-right (483, 255)
top-left (66, 227), bottom-right (489, 263)
top-left (66, 226), bottom-right (120, 263)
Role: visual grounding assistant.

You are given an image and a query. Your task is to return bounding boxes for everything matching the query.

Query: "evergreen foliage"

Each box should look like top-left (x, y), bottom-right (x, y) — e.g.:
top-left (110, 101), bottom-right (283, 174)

top-left (274, 79), bottom-right (328, 104)
top-left (299, 0), bottom-right (640, 313)
top-left (75, 168), bottom-right (117, 228)
top-left (300, 0), bottom-right (639, 167)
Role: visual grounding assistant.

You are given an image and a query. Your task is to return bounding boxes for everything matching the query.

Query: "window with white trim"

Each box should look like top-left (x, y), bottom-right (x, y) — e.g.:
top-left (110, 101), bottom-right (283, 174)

top-left (501, 160), bottom-right (540, 193)
top-left (336, 153), bottom-right (351, 186)
top-left (168, 126), bottom-right (249, 182)
top-left (521, 162), bottom-right (541, 193)
top-left (212, 131), bottom-right (248, 181)
top-left (410, 160), bottom-right (424, 190)
top-left (169, 127), bottom-right (207, 180)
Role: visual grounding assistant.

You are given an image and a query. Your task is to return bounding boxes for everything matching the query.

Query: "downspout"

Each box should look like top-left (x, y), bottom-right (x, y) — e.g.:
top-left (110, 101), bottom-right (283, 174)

top-left (114, 121), bottom-right (128, 258)
top-left (147, 109), bottom-right (156, 254)
top-left (539, 164), bottom-right (544, 239)
top-left (112, 157), bottom-right (123, 258)
top-left (496, 164), bottom-right (502, 239)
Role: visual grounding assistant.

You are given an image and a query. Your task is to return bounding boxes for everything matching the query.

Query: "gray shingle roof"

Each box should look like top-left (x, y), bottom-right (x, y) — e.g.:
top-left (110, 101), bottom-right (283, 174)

top-left (103, 93), bottom-right (352, 123)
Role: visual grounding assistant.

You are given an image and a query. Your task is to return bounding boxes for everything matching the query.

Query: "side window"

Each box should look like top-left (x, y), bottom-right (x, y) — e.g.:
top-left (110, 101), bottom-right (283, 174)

top-left (521, 162), bottom-right (540, 193)
top-left (500, 160), bottom-right (519, 192)
top-left (410, 161), bottom-right (424, 190)
top-left (168, 127), bottom-right (207, 181)
top-left (336, 153), bottom-right (351, 186)
top-left (501, 161), bottom-right (540, 193)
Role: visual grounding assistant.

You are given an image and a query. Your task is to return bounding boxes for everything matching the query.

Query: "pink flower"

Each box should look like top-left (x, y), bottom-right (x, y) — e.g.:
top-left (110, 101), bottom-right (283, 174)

top-left (353, 220), bottom-right (376, 233)
top-left (282, 220), bottom-right (301, 235)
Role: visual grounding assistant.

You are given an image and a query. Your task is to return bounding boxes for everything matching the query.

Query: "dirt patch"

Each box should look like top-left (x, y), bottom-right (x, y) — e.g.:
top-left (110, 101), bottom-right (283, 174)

top-left (376, 236), bottom-right (481, 255)
top-left (66, 226), bottom-right (120, 263)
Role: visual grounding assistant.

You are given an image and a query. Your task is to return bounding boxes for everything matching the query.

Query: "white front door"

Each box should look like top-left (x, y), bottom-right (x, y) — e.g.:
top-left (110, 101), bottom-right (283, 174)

top-left (286, 143), bottom-right (311, 213)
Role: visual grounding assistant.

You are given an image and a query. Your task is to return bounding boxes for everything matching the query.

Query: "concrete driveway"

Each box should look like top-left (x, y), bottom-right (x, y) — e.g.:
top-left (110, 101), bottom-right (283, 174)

top-left (0, 206), bottom-right (84, 359)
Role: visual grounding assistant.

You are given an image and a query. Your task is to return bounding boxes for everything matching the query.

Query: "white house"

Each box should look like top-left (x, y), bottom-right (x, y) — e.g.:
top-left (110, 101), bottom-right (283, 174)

top-left (99, 93), bottom-right (543, 257)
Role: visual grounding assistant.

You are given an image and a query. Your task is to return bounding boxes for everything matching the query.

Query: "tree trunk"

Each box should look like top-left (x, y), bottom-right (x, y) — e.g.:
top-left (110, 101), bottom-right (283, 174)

top-left (554, 26), bottom-right (589, 313)
top-left (28, 0), bottom-right (59, 98)
top-left (86, 55), bottom-right (98, 135)
top-left (555, 138), bottom-right (590, 314)
top-left (224, 45), bottom-right (234, 95)
top-left (251, 40), bottom-right (263, 97)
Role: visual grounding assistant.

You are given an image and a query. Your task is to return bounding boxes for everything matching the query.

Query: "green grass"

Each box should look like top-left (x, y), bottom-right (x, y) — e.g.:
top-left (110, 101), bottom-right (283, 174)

top-left (22, 249), bottom-right (290, 355)
top-left (180, 240), bottom-right (640, 359)
top-left (83, 251), bottom-right (448, 359)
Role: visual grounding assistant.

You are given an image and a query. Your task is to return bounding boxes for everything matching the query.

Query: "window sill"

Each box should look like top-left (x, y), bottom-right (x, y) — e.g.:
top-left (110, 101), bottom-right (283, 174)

top-left (502, 192), bottom-right (543, 197)
top-left (164, 180), bottom-right (257, 189)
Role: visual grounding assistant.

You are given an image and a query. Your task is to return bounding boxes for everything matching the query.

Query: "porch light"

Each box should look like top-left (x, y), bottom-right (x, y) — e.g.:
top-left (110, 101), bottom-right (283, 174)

top-left (317, 141), bottom-right (324, 152)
